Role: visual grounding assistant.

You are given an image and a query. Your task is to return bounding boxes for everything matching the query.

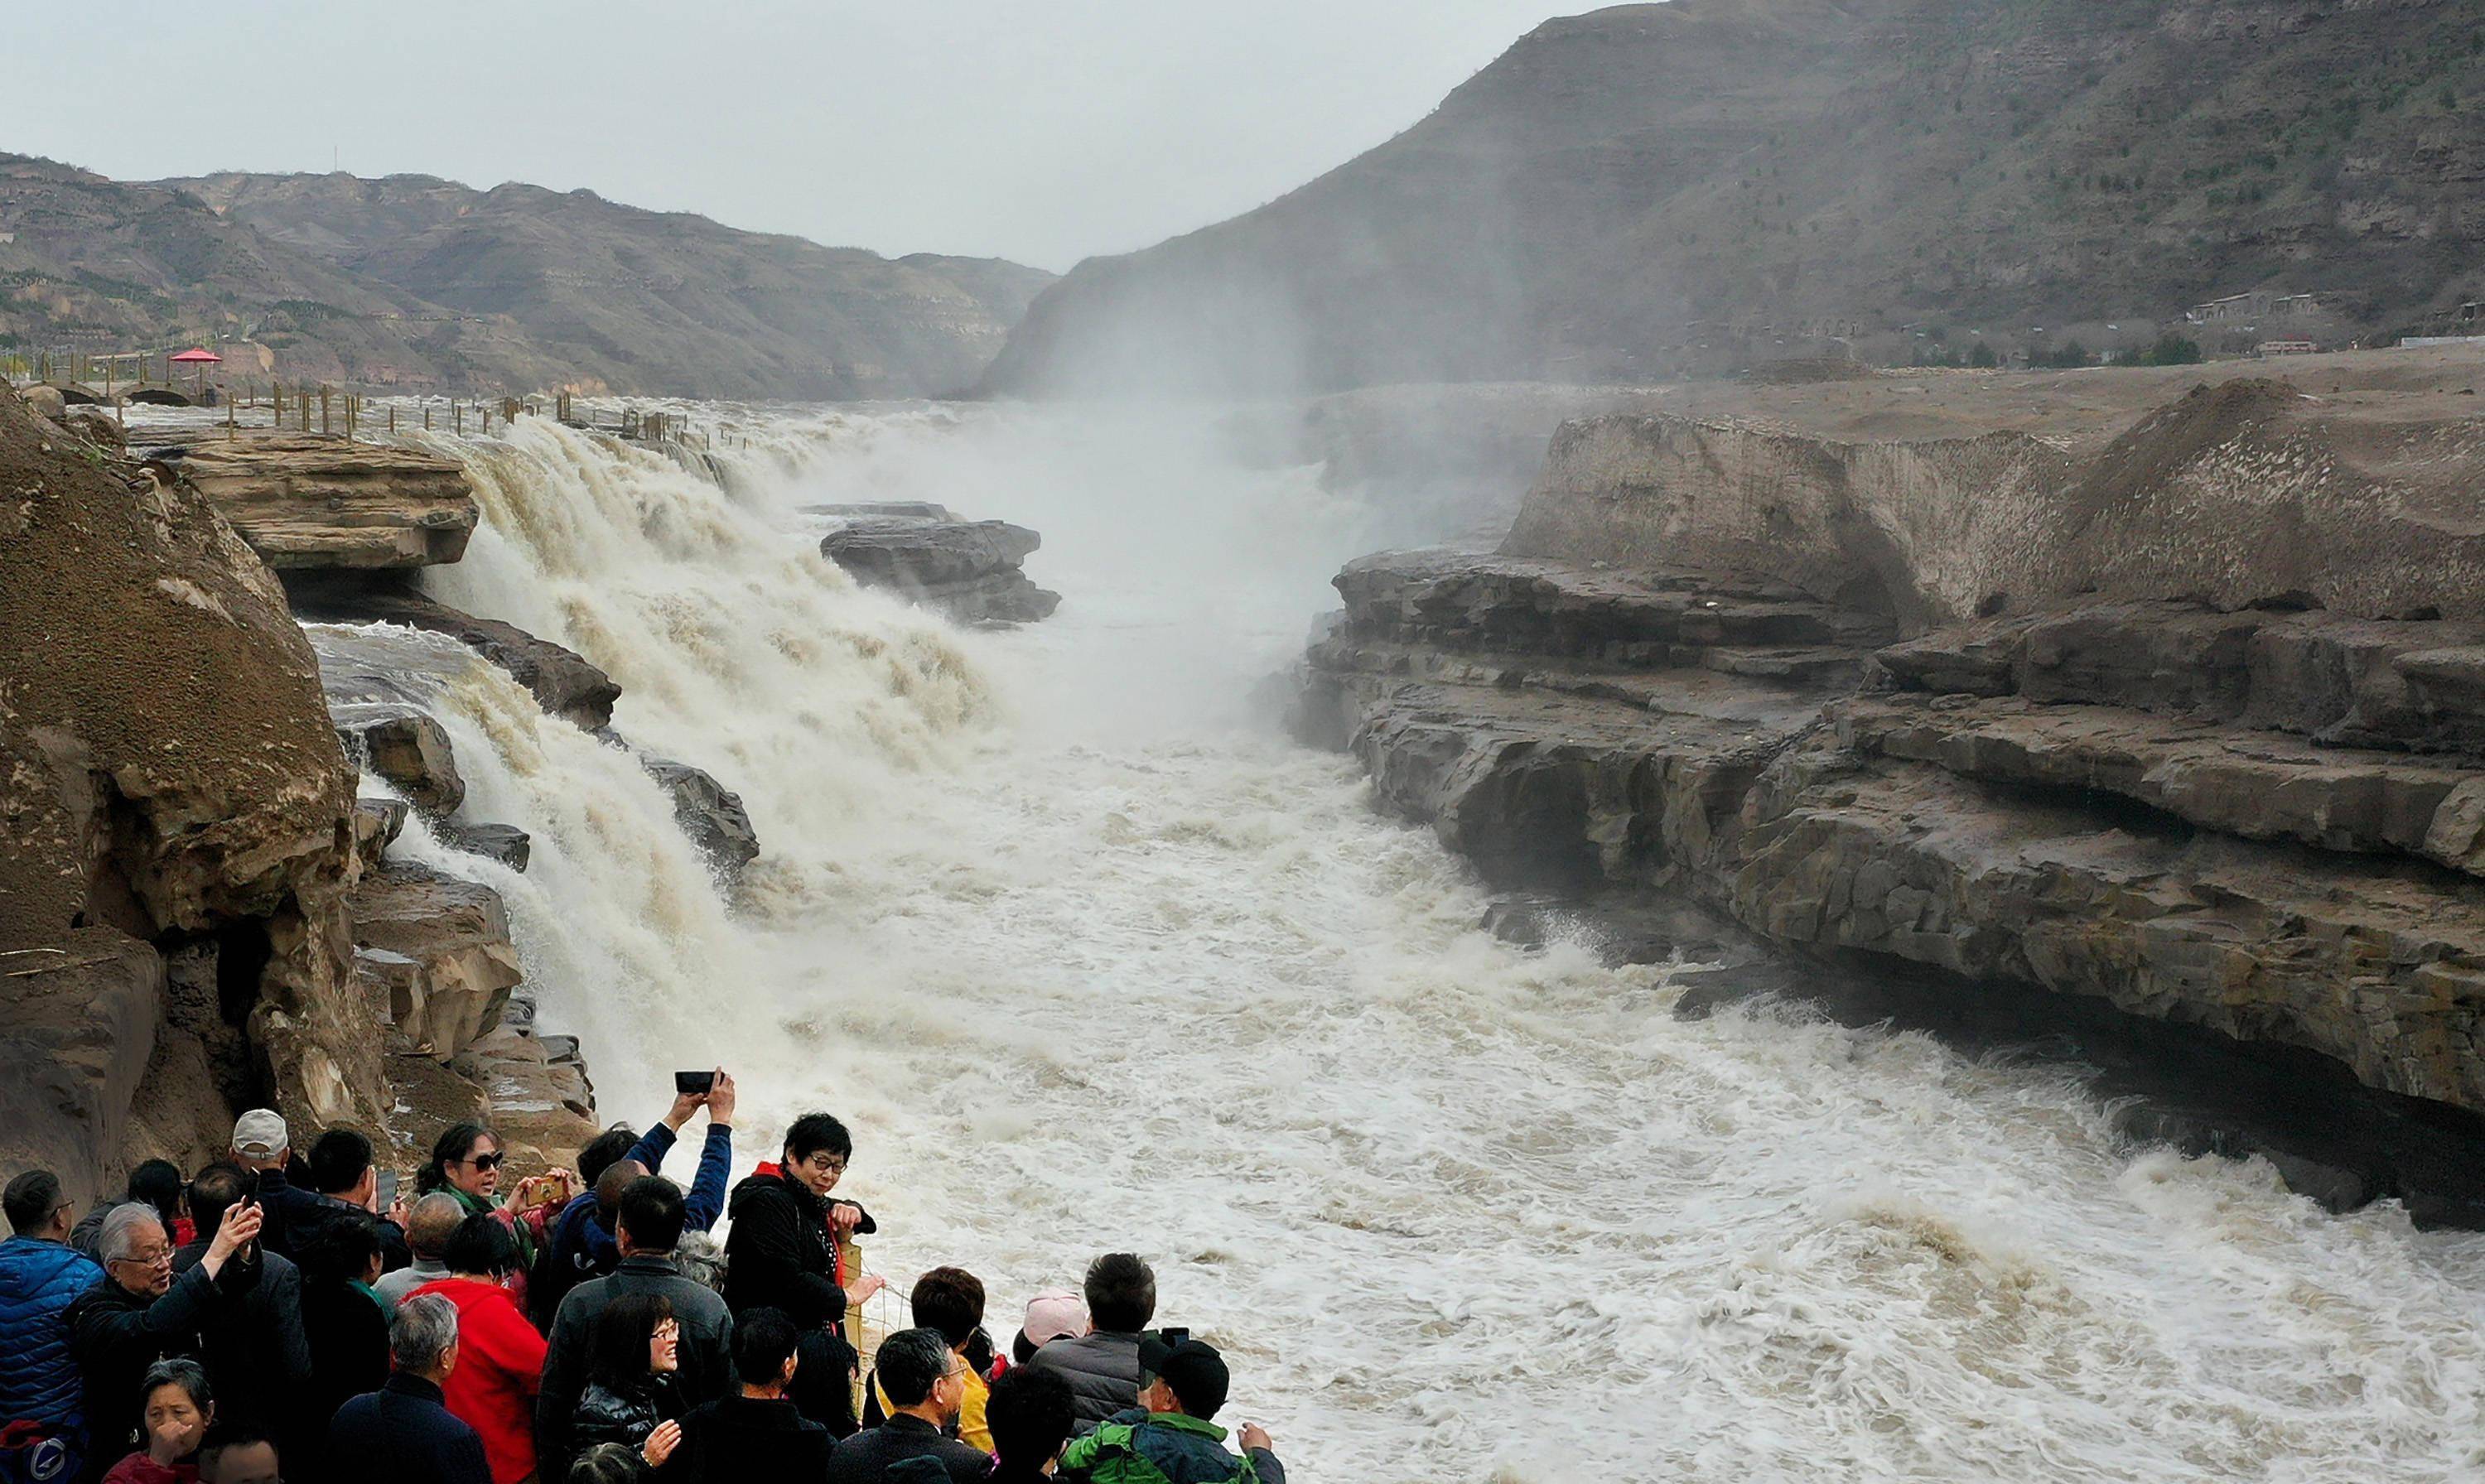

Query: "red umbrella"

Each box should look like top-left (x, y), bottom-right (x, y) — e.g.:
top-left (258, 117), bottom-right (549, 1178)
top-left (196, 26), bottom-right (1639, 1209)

top-left (169, 348), bottom-right (221, 401)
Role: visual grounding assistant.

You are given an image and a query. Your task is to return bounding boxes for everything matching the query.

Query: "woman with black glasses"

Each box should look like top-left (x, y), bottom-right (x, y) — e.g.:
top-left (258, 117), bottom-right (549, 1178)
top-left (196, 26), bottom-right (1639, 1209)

top-left (415, 1125), bottom-right (572, 1322)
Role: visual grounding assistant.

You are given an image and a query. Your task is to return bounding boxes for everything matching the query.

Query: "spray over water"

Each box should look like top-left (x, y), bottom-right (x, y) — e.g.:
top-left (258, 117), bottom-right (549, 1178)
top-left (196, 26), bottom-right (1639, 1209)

top-left (382, 404), bottom-right (2485, 1482)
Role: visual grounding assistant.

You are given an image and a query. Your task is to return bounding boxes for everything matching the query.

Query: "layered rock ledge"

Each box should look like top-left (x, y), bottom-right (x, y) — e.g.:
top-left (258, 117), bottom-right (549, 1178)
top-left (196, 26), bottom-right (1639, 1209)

top-left (149, 431), bottom-right (479, 570)
top-left (1298, 378), bottom-right (2485, 1221)
top-left (818, 504), bottom-right (1061, 625)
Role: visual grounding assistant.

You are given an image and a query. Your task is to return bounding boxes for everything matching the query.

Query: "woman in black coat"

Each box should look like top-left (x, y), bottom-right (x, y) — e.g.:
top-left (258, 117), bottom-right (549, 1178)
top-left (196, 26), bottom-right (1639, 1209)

top-left (721, 1115), bottom-right (883, 1438)
top-left (572, 1292), bottom-right (686, 1474)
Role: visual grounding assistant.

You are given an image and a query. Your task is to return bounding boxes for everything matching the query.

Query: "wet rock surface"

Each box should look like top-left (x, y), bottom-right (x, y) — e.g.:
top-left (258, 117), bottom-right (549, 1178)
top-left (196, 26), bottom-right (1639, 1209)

top-left (640, 754), bottom-right (760, 880)
top-left (283, 573), bottom-right (620, 730)
top-left (818, 507), bottom-right (1060, 625)
top-left (348, 861), bottom-right (523, 1060)
top-left (332, 703), bottom-right (466, 813)
top-left (1304, 480), bottom-right (2485, 1221)
top-left (439, 822), bottom-right (531, 872)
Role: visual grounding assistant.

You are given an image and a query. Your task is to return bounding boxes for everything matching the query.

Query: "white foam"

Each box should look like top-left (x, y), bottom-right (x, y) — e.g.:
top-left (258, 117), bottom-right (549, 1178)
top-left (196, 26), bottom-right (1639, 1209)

top-left (397, 402), bottom-right (2485, 1481)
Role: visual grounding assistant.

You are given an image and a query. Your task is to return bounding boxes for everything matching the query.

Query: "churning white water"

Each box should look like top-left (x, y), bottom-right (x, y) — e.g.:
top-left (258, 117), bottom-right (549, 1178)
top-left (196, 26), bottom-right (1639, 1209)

top-left (372, 403), bottom-right (2485, 1482)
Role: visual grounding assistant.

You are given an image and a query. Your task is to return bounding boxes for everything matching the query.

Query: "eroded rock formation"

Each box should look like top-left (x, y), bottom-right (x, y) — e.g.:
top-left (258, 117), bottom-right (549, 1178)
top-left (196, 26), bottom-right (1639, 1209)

top-left (284, 574), bottom-right (620, 730)
top-left (1504, 382), bottom-right (2485, 626)
top-left (1300, 378), bottom-right (2485, 1221)
top-left (0, 388), bottom-right (387, 1195)
top-left (156, 433), bottom-right (478, 569)
top-left (819, 506), bottom-right (1060, 625)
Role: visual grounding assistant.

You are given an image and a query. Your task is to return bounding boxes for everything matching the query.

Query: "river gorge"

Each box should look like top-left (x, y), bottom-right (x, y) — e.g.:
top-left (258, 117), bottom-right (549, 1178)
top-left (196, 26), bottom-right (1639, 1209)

top-left (11, 385), bottom-right (2485, 1481)
top-left (287, 401), bottom-right (2485, 1480)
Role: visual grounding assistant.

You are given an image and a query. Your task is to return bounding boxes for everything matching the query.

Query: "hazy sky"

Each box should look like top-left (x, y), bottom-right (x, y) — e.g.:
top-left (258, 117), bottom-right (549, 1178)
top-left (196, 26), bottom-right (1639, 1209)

top-left (7, 0), bottom-right (1576, 272)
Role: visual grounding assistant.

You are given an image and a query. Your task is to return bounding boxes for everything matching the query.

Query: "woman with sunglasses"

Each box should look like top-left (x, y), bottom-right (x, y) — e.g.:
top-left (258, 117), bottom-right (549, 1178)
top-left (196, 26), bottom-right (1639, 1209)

top-left (571, 1293), bottom-right (686, 1474)
top-left (416, 1125), bottom-right (572, 1316)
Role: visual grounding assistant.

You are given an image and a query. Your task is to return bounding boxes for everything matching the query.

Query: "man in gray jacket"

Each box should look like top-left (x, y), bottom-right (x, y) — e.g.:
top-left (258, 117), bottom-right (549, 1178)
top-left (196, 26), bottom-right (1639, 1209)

top-left (537, 1176), bottom-right (735, 1479)
top-left (1025, 1253), bottom-right (1156, 1429)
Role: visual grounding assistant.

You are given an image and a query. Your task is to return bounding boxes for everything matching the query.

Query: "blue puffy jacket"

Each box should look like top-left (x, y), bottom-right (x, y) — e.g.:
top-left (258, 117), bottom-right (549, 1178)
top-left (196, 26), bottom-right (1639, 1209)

top-left (0, 1236), bottom-right (105, 1471)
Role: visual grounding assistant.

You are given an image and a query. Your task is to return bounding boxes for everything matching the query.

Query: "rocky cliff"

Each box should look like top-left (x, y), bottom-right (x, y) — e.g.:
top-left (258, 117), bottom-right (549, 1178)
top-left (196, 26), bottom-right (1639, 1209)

top-left (1504, 378), bottom-right (2485, 627)
top-left (0, 386), bottom-right (385, 1197)
top-left (987, 0), bottom-right (2485, 394)
top-left (1297, 369), bottom-right (2485, 1221)
top-left (0, 388), bottom-right (668, 1196)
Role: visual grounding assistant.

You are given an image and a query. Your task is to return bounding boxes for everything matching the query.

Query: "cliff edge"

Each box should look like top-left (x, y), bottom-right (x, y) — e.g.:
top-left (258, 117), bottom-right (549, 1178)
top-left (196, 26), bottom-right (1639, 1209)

top-left (1299, 368), bottom-right (2485, 1221)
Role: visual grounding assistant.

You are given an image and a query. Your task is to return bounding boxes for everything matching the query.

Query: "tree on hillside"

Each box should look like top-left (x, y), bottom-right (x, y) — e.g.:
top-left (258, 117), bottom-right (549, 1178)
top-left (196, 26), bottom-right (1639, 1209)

top-left (2137, 332), bottom-right (2203, 365)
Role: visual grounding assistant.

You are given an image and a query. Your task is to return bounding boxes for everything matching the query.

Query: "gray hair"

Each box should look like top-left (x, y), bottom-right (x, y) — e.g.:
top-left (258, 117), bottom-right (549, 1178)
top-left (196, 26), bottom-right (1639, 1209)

top-left (391, 1292), bottom-right (460, 1372)
top-left (568, 1443), bottom-right (649, 1484)
top-left (405, 1192), bottom-right (467, 1258)
top-left (675, 1230), bottom-right (726, 1296)
top-left (98, 1202), bottom-right (166, 1265)
top-left (140, 1358), bottom-right (211, 1412)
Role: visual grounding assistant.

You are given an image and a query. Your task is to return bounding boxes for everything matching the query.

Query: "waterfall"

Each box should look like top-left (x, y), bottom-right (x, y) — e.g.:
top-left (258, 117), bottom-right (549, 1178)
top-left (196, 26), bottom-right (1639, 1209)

top-left (364, 403), bottom-right (2485, 1483)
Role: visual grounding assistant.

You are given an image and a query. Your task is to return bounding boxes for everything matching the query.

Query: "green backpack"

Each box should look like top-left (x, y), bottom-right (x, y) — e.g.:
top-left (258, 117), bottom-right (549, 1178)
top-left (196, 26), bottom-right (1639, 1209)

top-left (1059, 1419), bottom-right (1262, 1484)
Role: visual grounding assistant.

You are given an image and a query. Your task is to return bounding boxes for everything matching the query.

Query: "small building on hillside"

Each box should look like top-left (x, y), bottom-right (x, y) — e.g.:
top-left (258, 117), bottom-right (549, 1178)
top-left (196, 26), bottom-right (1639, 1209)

top-left (2187, 289), bottom-right (2330, 325)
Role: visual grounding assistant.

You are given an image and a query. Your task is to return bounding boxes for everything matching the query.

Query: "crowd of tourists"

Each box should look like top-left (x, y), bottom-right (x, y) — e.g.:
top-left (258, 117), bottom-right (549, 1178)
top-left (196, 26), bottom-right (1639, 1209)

top-left (0, 1072), bottom-right (1285, 1484)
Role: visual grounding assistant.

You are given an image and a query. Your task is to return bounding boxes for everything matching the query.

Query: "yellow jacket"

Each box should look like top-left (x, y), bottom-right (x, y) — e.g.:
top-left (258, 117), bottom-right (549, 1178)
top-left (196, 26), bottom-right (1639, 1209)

top-left (869, 1357), bottom-right (993, 1453)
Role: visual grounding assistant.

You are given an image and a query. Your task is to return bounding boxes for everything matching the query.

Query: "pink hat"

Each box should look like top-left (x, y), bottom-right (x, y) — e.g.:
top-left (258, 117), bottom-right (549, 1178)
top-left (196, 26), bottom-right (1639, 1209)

top-left (1021, 1289), bottom-right (1088, 1347)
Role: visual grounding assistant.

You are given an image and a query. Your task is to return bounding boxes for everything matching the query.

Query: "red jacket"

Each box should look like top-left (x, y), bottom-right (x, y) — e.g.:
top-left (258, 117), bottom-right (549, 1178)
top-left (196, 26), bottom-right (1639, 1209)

top-left (411, 1279), bottom-right (546, 1484)
top-left (99, 1456), bottom-right (195, 1484)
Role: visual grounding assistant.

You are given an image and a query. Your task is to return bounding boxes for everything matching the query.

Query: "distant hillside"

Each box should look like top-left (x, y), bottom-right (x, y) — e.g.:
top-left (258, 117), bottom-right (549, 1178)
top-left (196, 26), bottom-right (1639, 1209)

top-left (166, 171), bottom-right (1054, 398)
top-left (0, 154), bottom-right (1051, 398)
top-left (983, 0), bottom-right (2485, 394)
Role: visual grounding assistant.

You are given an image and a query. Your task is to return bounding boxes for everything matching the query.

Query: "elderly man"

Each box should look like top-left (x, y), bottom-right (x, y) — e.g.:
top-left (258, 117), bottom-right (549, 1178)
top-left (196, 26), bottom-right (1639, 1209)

top-left (66, 1198), bottom-right (260, 1478)
top-left (328, 1293), bottom-right (490, 1484)
top-left (0, 1171), bottom-right (105, 1483)
top-left (374, 1193), bottom-right (465, 1308)
top-left (224, 1108), bottom-right (311, 1262)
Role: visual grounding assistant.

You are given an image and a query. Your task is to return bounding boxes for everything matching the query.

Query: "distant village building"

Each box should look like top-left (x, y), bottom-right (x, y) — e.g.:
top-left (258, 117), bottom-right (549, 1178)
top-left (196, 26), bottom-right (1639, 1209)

top-left (0, 231), bottom-right (16, 244)
top-left (2187, 290), bottom-right (2327, 325)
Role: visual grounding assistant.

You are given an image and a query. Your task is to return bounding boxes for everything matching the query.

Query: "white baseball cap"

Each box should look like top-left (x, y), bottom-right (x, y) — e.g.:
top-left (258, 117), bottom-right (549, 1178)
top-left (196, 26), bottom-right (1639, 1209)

top-left (231, 1108), bottom-right (288, 1159)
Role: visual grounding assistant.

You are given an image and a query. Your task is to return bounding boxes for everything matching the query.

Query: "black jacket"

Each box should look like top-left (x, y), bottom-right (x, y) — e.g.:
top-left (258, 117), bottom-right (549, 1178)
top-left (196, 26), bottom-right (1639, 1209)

top-left (572, 1375), bottom-right (683, 1459)
top-left (328, 1373), bottom-right (491, 1484)
top-left (300, 1276), bottom-right (391, 1465)
top-left (823, 1414), bottom-right (989, 1484)
top-left (169, 1241), bottom-right (313, 1451)
top-left (722, 1171), bottom-right (874, 1335)
top-left (538, 1255), bottom-right (736, 1480)
top-left (278, 1184), bottom-right (411, 1273)
top-left (64, 1270), bottom-right (220, 1481)
top-left (683, 1394), bottom-right (832, 1482)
